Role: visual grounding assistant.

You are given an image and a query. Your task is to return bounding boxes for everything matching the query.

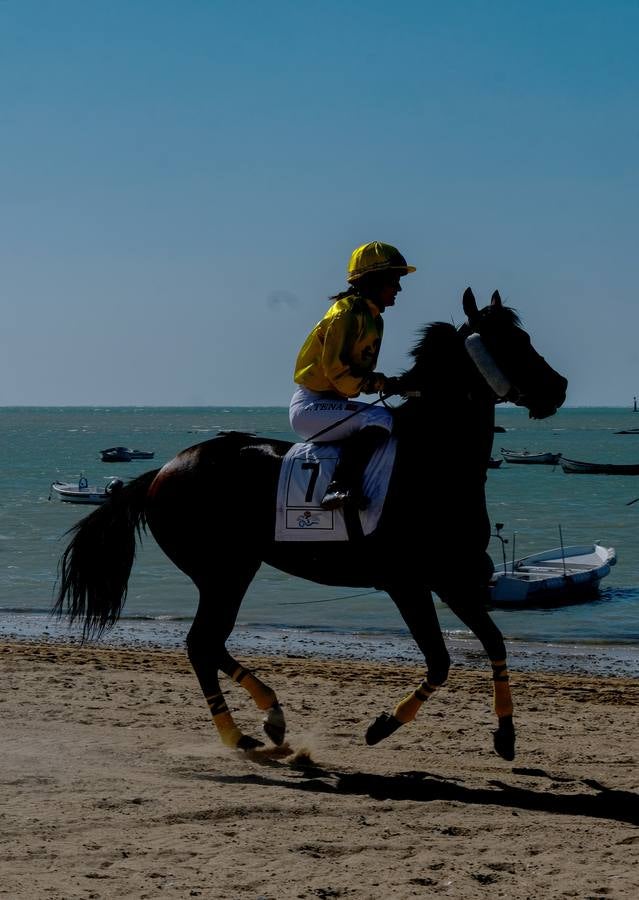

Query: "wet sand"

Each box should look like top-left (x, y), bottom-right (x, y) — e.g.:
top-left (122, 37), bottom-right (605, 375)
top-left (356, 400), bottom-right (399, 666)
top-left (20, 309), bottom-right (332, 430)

top-left (1, 640), bottom-right (637, 898)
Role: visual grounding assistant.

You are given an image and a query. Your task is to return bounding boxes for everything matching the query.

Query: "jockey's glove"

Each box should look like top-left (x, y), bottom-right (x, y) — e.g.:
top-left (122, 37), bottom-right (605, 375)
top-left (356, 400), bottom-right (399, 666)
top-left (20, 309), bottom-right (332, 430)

top-left (381, 376), bottom-right (408, 397)
top-left (360, 372), bottom-right (387, 394)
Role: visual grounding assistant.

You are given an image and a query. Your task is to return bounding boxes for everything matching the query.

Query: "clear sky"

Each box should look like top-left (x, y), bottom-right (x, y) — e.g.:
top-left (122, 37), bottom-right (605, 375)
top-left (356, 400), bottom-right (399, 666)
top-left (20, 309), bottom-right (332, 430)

top-left (2, 0), bottom-right (637, 406)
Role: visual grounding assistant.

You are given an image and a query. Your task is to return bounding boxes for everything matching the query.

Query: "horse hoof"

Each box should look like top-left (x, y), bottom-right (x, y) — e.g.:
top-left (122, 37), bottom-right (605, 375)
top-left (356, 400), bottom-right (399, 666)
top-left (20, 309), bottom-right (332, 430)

top-left (493, 716), bottom-right (516, 761)
top-left (365, 712), bottom-right (402, 746)
top-left (263, 702), bottom-right (286, 746)
top-left (237, 734), bottom-right (265, 751)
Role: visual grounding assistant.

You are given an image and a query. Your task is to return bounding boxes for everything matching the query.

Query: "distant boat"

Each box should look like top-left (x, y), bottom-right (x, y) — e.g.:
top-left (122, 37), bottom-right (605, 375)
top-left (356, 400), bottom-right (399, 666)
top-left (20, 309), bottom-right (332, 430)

top-left (560, 457), bottom-right (639, 475)
top-left (487, 458), bottom-right (503, 468)
top-left (101, 446), bottom-right (155, 462)
top-left (489, 542), bottom-right (616, 606)
top-left (615, 428), bottom-right (639, 434)
top-left (501, 448), bottom-right (562, 465)
top-left (49, 476), bottom-right (124, 505)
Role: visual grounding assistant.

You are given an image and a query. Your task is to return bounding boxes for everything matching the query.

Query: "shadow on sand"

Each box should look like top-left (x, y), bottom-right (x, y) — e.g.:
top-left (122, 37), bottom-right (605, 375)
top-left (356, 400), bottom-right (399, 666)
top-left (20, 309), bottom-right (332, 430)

top-left (196, 762), bottom-right (638, 826)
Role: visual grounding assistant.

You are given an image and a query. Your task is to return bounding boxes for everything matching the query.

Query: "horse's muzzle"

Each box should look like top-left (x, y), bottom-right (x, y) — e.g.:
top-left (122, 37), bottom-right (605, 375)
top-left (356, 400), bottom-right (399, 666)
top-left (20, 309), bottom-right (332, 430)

top-left (527, 403), bottom-right (560, 420)
top-left (524, 373), bottom-right (568, 419)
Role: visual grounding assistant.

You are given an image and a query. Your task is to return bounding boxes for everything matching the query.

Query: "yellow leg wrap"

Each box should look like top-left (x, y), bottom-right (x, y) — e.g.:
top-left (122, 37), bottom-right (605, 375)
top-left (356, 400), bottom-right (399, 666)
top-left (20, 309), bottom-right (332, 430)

top-left (212, 711), bottom-right (243, 748)
top-left (491, 659), bottom-right (514, 718)
top-left (231, 665), bottom-right (277, 711)
top-left (206, 692), bottom-right (243, 748)
top-left (393, 679), bottom-right (437, 725)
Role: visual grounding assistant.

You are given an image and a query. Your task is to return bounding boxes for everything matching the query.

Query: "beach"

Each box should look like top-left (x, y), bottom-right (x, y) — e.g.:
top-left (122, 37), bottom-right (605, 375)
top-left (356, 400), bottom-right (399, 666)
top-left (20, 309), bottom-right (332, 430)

top-left (2, 640), bottom-right (637, 899)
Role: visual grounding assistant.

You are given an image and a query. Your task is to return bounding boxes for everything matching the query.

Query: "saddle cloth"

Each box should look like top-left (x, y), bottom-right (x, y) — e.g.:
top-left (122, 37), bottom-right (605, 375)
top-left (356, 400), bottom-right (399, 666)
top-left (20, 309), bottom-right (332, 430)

top-left (274, 438), bottom-right (397, 541)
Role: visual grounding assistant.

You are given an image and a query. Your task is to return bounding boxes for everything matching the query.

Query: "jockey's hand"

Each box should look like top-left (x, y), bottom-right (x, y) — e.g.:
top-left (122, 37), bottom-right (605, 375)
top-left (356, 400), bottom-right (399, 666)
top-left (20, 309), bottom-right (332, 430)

top-left (381, 376), bottom-right (407, 397)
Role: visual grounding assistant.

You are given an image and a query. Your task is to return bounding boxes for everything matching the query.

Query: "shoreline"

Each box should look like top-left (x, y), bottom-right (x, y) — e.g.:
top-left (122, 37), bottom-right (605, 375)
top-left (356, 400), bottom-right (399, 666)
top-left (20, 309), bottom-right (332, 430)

top-left (3, 636), bottom-right (639, 683)
top-left (2, 616), bottom-right (639, 677)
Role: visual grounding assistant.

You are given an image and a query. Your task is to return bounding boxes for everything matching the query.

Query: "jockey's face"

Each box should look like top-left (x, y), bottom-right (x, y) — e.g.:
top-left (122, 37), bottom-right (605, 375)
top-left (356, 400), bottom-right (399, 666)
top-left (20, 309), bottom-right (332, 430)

top-left (373, 273), bottom-right (402, 310)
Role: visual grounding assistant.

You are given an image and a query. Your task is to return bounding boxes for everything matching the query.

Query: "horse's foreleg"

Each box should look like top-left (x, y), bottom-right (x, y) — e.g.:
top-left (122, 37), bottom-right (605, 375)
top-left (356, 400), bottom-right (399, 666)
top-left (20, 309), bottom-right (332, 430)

top-left (442, 591), bottom-right (515, 761)
top-left (366, 586), bottom-right (450, 745)
top-left (490, 658), bottom-right (515, 760)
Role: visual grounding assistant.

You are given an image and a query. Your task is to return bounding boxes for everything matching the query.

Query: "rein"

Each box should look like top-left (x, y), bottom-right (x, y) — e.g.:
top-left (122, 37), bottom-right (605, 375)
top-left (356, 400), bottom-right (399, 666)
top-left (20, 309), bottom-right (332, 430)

top-left (305, 396), bottom-right (386, 441)
top-left (306, 388), bottom-right (424, 442)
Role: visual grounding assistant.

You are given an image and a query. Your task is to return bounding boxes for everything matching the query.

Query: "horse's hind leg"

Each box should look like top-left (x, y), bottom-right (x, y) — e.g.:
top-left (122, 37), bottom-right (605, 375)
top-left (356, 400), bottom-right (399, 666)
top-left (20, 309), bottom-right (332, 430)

top-left (219, 655), bottom-right (286, 746)
top-left (440, 588), bottom-right (515, 761)
top-left (188, 570), bottom-right (286, 751)
top-left (366, 585), bottom-right (450, 745)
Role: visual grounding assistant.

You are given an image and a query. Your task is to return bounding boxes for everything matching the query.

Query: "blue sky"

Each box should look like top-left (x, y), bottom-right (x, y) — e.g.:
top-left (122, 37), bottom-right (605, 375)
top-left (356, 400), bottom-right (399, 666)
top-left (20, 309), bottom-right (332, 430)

top-left (2, 0), bottom-right (637, 406)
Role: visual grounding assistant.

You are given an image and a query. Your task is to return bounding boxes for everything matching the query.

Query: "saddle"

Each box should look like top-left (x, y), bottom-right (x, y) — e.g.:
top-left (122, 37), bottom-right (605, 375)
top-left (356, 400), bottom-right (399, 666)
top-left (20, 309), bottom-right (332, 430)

top-left (274, 438), bottom-right (397, 542)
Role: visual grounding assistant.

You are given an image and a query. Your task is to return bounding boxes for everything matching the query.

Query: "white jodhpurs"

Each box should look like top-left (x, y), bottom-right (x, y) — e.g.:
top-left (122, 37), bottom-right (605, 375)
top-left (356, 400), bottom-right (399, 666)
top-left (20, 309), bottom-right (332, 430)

top-left (289, 386), bottom-right (393, 443)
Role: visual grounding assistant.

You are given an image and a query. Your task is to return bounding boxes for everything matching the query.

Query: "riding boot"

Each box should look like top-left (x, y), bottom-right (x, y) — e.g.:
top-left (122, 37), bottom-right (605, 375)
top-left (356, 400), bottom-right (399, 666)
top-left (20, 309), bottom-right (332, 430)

top-left (320, 426), bottom-right (389, 511)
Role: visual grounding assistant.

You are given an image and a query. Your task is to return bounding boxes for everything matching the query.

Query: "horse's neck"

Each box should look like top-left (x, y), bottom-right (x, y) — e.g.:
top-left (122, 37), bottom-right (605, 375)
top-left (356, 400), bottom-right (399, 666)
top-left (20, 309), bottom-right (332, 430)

top-left (396, 392), bottom-right (495, 470)
top-left (397, 324), bottom-right (496, 471)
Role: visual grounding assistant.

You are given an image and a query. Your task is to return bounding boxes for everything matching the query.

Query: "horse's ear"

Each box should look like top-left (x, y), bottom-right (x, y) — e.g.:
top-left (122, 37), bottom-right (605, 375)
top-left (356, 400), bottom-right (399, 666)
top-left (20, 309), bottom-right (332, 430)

top-left (491, 290), bottom-right (503, 309)
top-left (463, 287), bottom-right (478, 318)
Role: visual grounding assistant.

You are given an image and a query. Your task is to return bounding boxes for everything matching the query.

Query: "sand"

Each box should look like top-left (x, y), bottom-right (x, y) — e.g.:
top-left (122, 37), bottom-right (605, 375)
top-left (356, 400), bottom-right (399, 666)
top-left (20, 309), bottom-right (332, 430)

top-left (1, 639), bottom-right (637, 899)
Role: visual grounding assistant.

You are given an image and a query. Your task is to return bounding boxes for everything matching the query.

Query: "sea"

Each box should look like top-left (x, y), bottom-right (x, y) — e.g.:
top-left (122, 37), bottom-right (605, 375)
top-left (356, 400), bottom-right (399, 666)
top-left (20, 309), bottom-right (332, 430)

top-left (2, 406), bottom-right (639, 677)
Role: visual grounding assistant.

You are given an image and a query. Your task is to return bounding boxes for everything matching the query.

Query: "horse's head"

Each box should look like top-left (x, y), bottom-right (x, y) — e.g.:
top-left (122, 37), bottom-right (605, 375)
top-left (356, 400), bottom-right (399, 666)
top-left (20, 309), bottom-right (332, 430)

top-left (460, 288), bottom-right (567, 419)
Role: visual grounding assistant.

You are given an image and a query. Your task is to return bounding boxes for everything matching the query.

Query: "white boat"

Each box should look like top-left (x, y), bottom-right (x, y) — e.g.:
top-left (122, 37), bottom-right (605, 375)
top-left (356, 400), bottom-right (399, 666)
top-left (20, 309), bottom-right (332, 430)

top-left (49, 476), bottom-right (124, 505)
top-left (489, 543), bottom-right (616, 606)
top-left (501, 448), bottom-right (562, 465)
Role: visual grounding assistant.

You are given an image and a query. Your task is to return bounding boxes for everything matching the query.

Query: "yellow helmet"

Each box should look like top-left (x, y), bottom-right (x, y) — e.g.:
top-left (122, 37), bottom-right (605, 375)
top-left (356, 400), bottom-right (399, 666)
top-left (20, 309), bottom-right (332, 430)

top-left (347, 241), bottom-right (416, 283)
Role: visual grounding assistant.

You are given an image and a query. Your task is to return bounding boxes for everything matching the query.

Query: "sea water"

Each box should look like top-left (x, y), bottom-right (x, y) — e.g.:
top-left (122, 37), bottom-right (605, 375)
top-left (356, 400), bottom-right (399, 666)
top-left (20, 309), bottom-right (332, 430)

top-left (1, 406), bottom-right (639, 675)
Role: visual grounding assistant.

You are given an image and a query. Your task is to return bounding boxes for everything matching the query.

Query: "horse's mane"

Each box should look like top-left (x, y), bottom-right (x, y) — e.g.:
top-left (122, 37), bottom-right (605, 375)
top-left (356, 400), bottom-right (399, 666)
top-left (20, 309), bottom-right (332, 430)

top-left (388, 322), bottom-right (472, 419)
top-left (404, 322), bottom-right (470, 390)
top-left (409, 321), bottom-right (461, 364)
top-left (405, 306), bottom-right (522, 387)
top-left (410, 305), bottom-right (522, 362)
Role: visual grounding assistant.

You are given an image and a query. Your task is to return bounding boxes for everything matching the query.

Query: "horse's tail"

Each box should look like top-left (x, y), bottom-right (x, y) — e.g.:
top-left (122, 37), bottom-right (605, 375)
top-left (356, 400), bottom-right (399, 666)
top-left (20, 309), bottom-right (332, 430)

top-left (53, 469), bottom-right (160, 640)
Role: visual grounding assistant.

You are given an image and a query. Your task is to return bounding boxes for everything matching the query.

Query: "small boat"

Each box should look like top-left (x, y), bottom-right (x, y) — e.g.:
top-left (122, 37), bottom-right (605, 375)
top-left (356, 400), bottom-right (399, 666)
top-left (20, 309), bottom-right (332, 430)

top-left (49, 476), bottom-right (124, 505)
top-left (487, 458), bottom-right (503, 469)
top-left (560, 457), bottom-right (639, 475)
top-left (501, 448), bottom-right (562, 465)
top-left (489, 543), bottom-right (616, 606)
top-left (615, 428), bottom-right (639, 435)
top-left (101, 446), bottom-right (155, 462)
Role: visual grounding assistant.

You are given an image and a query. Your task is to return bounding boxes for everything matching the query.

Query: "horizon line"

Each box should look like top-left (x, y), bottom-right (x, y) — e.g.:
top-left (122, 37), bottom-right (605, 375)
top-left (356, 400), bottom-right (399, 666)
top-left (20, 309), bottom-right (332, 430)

top-left (1, 404), bottom-right (637, 412)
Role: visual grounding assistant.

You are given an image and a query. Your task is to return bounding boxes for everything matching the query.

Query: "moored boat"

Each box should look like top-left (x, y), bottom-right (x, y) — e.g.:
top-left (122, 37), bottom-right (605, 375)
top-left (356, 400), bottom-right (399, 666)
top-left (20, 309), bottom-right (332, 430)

top-left (489, 543), bottom-right (616, 606)
top-left (560, 457), bottom-right (639, 475)
top-left (49, 476), bottom-right (124, 505)
top-left (500, 448), bottom-right (562, 465)
top-left (101, 446), bottom-right (155, 462)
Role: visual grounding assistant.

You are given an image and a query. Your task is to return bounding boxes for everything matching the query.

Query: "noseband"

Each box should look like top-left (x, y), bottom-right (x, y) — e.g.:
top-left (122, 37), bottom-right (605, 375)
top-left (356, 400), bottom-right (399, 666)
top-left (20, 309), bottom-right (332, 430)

top-left (464, 333), bottom-right (517, 401)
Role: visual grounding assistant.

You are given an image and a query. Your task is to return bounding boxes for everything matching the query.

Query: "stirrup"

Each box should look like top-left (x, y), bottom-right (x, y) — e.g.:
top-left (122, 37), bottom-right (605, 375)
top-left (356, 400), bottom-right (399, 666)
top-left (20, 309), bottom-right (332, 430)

top-left (320, 482), bottom-right (369, 511)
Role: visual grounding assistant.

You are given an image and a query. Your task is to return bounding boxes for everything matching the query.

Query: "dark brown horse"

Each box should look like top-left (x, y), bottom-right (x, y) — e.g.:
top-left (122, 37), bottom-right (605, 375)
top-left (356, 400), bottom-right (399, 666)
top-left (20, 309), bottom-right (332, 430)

top-left (55, 289), bottom-right (567, 760)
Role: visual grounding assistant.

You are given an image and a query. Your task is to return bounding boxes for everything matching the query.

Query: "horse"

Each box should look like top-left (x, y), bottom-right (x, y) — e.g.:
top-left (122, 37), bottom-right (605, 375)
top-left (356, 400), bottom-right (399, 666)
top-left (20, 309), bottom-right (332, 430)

top-left (54, 288), bottom-right (567, 761)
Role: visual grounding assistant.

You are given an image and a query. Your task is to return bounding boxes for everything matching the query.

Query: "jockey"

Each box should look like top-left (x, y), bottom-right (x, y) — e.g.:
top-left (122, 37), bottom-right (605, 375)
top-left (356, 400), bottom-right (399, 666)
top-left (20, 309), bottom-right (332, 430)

top-left (289, 240), bottom-right (416, 510)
